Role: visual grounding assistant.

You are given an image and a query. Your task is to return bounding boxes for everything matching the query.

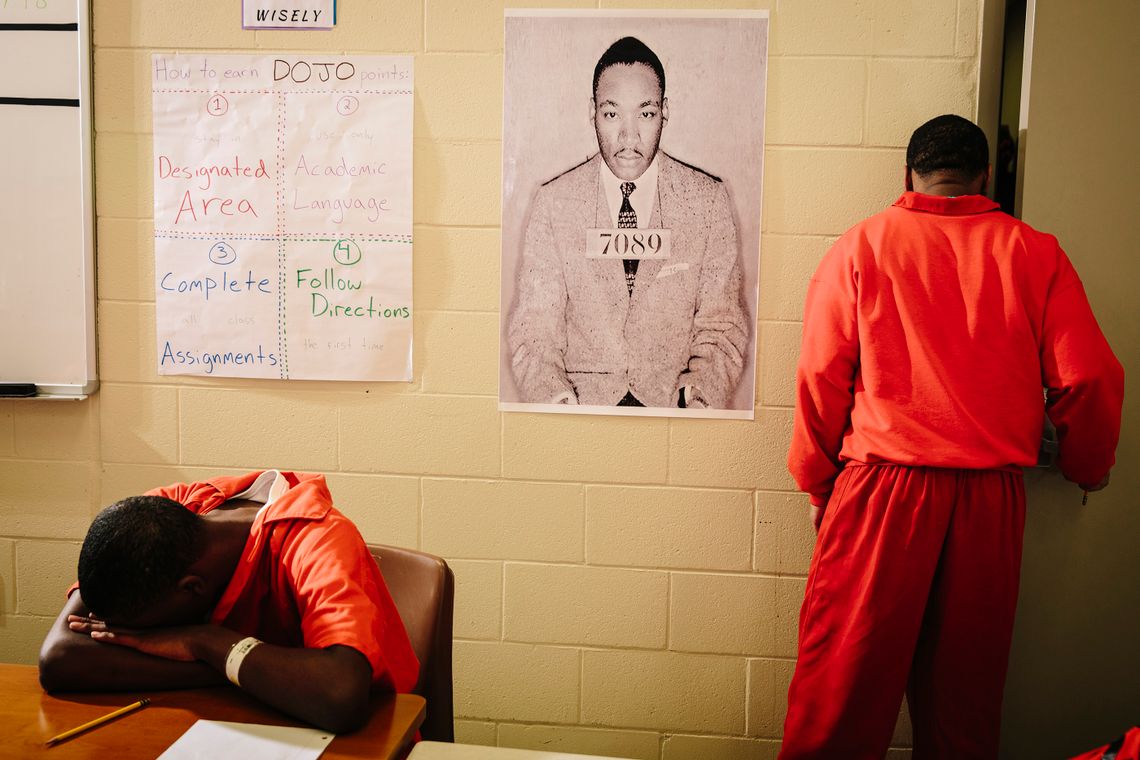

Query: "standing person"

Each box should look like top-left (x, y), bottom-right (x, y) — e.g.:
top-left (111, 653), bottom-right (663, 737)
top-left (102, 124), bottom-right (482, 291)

top-left (507, 36), bottom-right (748, 410)
top-left (39, 470), bottom-right (419, 733)
top-left (781, 114), bottom-right (1123, 759)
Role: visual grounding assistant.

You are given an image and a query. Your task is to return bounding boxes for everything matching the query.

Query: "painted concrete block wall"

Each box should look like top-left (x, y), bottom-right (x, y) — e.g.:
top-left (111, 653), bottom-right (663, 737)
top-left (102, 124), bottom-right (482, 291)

top-left (0, 1), bottom-right (980, 757)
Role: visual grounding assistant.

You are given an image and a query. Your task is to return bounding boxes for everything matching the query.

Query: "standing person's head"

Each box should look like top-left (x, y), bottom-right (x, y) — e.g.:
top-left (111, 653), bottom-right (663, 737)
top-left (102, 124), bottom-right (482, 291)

top-left (591, 36), bottom-right (669, 181)
top-left (905, 114), bottom-right (992, 196)
top-left (77, 496), bottom-right (215, 627)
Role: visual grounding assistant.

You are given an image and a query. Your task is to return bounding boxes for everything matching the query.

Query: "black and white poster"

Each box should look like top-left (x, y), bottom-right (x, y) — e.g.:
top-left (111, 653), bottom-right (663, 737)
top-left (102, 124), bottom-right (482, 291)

top-left (499, 10), bottom-right (768, 419)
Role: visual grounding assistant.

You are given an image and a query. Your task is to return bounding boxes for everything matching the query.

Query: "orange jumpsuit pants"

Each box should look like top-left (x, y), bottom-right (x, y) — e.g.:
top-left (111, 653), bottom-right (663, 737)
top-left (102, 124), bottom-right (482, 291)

top-left (779, 464), bottom-right (1025, 759)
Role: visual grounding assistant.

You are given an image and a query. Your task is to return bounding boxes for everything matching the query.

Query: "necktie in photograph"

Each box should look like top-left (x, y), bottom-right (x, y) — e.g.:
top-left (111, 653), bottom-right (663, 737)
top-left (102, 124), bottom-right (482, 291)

top-left (618, 181), bottom-right (637, 295)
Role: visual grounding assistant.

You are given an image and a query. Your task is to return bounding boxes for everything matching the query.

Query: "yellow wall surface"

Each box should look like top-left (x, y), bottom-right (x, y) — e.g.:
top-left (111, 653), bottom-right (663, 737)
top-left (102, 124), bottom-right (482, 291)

top-left (0, 1), bottom-right (985, 757)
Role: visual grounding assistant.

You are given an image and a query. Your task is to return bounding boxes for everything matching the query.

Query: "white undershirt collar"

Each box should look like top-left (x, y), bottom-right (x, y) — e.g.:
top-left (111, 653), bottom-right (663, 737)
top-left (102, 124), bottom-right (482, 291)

top-left (231, 469), bottom-right (289, 514)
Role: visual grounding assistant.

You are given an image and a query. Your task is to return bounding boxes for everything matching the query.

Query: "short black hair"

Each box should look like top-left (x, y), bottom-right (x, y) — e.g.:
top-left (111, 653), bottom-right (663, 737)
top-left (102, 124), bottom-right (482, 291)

top-left (906, 114), bottom-right (989, 181)
top-left (592, 36), bottom-right (665, 100)
top-left (77, 495), bottom-right (204, 620)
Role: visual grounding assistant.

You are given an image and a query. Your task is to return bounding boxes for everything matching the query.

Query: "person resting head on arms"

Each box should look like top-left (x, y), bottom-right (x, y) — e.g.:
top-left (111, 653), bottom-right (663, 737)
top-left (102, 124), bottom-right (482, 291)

top-left (38, 470), bottom-right (418, 734)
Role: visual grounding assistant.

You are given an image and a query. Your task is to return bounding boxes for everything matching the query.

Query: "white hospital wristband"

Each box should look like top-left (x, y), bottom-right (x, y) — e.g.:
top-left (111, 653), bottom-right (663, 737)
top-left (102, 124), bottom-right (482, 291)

top-left (225, 636), bottom-right (262, 687)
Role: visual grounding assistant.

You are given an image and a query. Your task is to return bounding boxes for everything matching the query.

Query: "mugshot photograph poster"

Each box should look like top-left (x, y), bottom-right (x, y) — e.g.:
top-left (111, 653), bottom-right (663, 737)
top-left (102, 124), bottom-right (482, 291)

top-left (499, 10), bottom-right (768, 420)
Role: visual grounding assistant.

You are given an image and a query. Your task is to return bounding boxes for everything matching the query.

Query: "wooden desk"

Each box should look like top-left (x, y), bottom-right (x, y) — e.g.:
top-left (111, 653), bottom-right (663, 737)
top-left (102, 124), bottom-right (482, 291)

top-left (408, 742), bottom-right (635, 760)
top-left (0, 663), bottom-right (425, 758)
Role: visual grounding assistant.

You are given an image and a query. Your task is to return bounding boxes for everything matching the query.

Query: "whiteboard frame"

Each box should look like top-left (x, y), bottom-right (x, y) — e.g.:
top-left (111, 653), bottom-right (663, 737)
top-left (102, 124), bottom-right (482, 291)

top-left (45, 0), bottom-right (97, 398)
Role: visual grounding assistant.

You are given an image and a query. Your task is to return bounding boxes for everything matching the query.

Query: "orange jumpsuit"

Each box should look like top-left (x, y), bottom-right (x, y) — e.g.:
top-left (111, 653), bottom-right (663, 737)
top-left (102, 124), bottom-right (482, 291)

top-left (148, 471), bottom-right (419, 694)
top-left (781, 192), bottom-right (1123, 759)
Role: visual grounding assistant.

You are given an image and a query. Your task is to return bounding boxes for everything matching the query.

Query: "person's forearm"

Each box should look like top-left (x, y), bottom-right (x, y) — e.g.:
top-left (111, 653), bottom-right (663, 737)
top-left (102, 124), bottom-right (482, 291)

top-left (40, 624), bottom-right (223, 692)
top-left (1040, 260), bottom-right (1125, 487)
top-left (39, 593), bottom-right (224, 692)
top-left (508, 191), bottom-right (577, 403)
top-left (189, 629), bottom-right (373, 733)
top-left (682, 186), bottom-right (748, 408)
top-left (41, 639), bottom-right (224, 692)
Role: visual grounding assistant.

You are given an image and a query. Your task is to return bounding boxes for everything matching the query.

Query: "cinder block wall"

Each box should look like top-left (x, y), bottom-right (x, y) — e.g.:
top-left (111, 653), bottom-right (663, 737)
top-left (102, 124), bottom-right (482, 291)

top-left (0, 1), bottom-right (981, 757)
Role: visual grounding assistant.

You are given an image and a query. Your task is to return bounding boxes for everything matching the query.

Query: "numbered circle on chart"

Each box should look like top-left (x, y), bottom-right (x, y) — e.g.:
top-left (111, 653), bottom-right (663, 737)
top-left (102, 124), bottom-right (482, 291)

top-left (337, 96), bottom-right (360, 116)
top-left (209, 241), bottom-right (238, 265)
top-left (206, 94), bottom-right (229, 116)
top-left (332, 239), bottom-right (362, 266)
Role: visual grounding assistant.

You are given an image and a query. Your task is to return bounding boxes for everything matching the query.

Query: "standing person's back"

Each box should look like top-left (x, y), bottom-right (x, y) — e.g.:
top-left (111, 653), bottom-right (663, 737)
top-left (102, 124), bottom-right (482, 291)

top-left (792, 190), bottom-right (1121, 498)
top-left (782, 115), bottom-right (1123, 760)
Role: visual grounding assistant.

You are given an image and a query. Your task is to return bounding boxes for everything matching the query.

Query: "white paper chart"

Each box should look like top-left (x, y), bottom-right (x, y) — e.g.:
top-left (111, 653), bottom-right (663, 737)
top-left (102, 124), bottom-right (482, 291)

top-left (151, 53), bottom-right (413, 381)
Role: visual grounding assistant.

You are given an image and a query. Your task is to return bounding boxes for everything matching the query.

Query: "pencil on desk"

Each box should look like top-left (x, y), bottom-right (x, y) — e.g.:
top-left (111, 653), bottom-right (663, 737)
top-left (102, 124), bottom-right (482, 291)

top-left (45, 698), bottom-right (150, 746)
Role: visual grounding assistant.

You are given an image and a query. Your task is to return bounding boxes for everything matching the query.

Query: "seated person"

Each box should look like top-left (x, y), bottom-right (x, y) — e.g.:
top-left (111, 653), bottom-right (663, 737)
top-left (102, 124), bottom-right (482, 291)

top-left (39, 470), bottom-right (418, 733)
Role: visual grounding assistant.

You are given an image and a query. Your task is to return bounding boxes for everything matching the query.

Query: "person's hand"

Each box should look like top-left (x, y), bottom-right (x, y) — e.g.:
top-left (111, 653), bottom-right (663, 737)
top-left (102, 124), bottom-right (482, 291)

top-left (810, 504), bottom-right (824, 534)
top-left (89, 626), bottom-right (201, 662)
top-left (70, 615), bottom-right (201, 662)
top-left (1080, 472), bottom-right (1110, 492)
top-left (67, 613), bottom-right (108, 634)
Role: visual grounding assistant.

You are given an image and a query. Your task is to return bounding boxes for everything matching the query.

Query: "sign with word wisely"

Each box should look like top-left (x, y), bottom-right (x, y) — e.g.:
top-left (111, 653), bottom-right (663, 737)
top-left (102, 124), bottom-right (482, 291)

top-left (152, 54), bottom-right (412, 381)
top-left (242, 1), bottom-right (336, 30)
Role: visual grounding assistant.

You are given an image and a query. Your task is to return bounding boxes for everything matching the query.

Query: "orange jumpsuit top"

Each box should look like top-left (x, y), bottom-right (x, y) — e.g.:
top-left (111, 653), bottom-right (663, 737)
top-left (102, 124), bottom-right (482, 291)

top-left (789, 192), bottom-right (1124, 506)
top-left (148, 471), bottom-right (419, 693)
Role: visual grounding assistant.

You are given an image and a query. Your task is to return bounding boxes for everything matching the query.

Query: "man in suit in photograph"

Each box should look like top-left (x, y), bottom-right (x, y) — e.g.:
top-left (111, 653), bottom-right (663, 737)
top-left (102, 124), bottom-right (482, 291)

top-left (507, 36), bottom-right (748, 410)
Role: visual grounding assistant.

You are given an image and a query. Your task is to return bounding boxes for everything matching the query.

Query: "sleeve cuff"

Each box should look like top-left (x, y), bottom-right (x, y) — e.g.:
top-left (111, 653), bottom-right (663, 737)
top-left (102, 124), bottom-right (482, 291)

top-left (809, 494), bottom-right (830, 508)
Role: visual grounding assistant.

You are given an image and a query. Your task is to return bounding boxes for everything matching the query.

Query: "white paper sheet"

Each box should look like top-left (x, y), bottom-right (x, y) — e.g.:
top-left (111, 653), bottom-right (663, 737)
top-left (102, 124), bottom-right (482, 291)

top-left (158, 719), bottom-right (334, 760)
top-left (151, 53), bottom-right (414, 381)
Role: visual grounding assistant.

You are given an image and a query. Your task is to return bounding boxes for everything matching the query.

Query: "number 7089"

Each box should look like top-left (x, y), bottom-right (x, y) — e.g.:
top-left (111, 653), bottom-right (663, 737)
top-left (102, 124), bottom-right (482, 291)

top-left (584, 228), bottom-right (671, 260)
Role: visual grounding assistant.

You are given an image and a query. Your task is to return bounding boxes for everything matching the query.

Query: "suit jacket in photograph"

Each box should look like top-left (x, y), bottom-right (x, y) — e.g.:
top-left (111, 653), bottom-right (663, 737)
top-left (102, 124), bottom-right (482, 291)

top-left (507, 152), bottom-right (749, 408)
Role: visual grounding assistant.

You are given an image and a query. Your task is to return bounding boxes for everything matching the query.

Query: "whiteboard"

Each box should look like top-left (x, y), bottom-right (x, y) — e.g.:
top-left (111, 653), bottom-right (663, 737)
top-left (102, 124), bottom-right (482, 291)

top-left (0, 0), bottom-right (96, 398)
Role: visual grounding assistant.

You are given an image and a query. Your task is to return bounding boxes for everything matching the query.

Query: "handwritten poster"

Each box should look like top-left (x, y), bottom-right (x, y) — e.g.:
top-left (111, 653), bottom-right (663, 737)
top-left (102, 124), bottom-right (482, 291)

top-left (151, 53), bottom-right (413, 381)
